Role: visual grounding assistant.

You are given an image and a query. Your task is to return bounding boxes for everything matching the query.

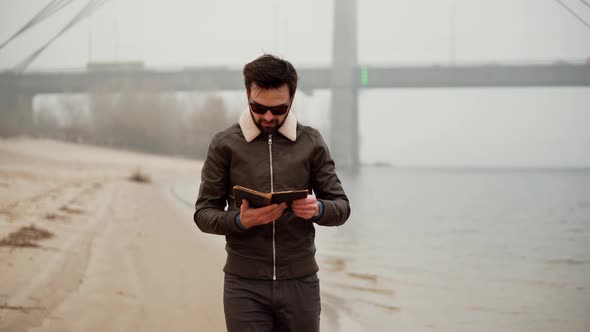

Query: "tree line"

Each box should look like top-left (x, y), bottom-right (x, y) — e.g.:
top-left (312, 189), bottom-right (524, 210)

top-left (2, 87), bottom-right (239, 160)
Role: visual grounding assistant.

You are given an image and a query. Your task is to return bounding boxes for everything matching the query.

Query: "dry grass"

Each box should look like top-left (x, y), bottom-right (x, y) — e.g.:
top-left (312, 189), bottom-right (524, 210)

top-left (332, 282), bottom-right (395, 295)
top-left (0, 225), bottom-right (54, 248)
top-left (347, 272), bottom-right (378, 282)
top-left (59, 206), bottom-right (85, 214)
top-left (0, 304), bottom-right (44, 313)
top-left (128, 168), bottom-right (151, 184)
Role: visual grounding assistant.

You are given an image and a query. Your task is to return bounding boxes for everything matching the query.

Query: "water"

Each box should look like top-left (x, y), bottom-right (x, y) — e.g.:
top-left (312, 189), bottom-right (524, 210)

top-left (357, 87), bottom-right (590, 167)
top-left (175, 166), bottom-right (590, 331)
top-left (315, 166), bottom-right (590, 331)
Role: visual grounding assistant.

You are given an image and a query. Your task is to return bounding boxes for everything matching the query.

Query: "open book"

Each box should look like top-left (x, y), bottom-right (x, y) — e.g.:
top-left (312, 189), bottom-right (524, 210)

top-left (233, 185), bottom-right (309, 208)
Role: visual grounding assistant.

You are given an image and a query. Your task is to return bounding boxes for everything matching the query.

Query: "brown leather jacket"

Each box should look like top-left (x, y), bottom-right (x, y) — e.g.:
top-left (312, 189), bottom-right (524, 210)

top-left (194, 111), bottom-right (350, 280)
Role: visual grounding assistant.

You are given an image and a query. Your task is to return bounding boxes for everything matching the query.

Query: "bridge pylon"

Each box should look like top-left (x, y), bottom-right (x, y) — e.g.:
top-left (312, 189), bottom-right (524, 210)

top-left (330, 0), bottom-right (359, 171)
top-left (0, 77), bottom-right (33, 136)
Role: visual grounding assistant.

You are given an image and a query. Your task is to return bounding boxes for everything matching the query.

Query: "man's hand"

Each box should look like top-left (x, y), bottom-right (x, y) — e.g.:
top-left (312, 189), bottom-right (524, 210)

top-left (291, 194), bottom-right (319, 220)
top-left (239, 199), bottom-right (287, 229)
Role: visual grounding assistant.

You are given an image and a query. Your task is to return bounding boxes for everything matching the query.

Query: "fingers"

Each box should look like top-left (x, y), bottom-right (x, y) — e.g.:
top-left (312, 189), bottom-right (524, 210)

top-left (257, 203), bottom-right (286, 221)
top-left (292, 207), bottom-right (319, 220)
top-left (292, 194), bottom-right (319, 220)
top-left (292, 202), bottom-right (318, 212)
top-left (291, 209), bottom-right (315, 219)
top-left (292, 204), bottom-right (317, 211)
top-left (258, 202), bottom-right (287, 215)
top-left (242, 197), bottom-right (317, 224)
top-left (241, 202), bottom-right (287, 227)
top-left (240, 199), bottom-right (249, 214)
top-left (292, 194), bottom-right (317, 208)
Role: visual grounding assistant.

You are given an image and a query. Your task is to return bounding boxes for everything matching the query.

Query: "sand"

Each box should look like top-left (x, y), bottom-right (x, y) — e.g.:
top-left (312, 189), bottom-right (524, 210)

top-left (0, 138), bottom-right (226, 331)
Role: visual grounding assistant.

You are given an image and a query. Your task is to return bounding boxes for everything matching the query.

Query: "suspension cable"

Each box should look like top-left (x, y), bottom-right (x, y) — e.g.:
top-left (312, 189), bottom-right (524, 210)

top-left (554, 0), bottom-right (590, 31)
top-left (14, 0), bottom-right (110, 73)
top-left (0, 0), bottom-right (76, 51)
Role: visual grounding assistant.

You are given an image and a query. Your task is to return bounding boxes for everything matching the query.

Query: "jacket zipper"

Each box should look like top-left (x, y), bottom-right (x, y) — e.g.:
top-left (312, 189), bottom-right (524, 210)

top-left (268, 134), bottom-right (276, 280)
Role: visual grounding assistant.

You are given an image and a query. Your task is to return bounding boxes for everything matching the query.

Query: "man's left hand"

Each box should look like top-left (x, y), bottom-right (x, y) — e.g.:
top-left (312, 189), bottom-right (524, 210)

top-left (291, 194), bottom-right (319, 220)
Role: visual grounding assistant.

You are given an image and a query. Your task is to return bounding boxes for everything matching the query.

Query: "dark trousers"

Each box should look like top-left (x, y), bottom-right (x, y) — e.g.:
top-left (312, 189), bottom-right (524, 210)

top-left (223, 273), bottom-right (321, 332)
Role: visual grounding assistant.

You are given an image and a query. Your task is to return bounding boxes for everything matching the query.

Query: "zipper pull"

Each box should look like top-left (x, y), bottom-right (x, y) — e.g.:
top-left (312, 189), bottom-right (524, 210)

top-left (268, 134), bottom-right (272, 145)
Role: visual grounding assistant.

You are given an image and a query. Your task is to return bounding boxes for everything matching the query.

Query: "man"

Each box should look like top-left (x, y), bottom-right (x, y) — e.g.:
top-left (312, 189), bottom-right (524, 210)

top-left (194, 54), bottom-right (350, 332)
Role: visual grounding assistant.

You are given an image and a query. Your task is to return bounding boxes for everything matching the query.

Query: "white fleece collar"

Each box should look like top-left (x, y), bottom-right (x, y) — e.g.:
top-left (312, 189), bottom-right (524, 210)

top-left (239, 110), bottom-right (297, 143)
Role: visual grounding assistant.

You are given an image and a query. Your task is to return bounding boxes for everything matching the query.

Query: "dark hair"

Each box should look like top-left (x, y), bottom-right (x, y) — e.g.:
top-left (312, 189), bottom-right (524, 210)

top-left (243, 54), bottom-right (298, 98)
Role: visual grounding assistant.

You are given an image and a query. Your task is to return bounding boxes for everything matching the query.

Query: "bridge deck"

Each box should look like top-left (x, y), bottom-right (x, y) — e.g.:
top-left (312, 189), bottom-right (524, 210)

top-left (1, 64), bottom-right (589, 94)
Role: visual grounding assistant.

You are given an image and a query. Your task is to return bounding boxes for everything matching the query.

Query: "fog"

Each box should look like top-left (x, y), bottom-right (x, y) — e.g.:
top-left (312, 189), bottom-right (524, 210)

top-left (1, 0), bottom-right (589, 166)
top-left (2, 2), bottom-right (590, 331)
top-left (2, 0), bottom-right (589, 67)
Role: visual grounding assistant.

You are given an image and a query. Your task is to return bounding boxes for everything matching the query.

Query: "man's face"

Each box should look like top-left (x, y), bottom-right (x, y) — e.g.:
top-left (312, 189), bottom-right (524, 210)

top-left (248, 83), bottom-right (292, 135)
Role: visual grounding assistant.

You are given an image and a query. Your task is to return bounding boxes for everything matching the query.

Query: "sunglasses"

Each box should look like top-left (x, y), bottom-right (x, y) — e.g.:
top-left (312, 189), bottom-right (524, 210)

top-left (249, 101), bottom-right (291, 115)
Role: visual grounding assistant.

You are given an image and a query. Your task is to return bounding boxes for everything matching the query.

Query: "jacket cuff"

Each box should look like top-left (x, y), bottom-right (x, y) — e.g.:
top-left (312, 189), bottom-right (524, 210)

top-left (225, 211), bottom-right (244, 234)
top-left (311, 200), bottom-right (324, 222)
top-left (313, 199), bottom-right (341, 226)
top-left (235, 213), bottom-right (248, 230)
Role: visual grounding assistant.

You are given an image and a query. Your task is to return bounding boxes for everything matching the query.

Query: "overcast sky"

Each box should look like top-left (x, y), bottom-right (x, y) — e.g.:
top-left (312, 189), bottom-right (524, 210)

top-left (1, 0), bottom-right (589, 70)
top-left (1, 0), bottom-right (589, 167)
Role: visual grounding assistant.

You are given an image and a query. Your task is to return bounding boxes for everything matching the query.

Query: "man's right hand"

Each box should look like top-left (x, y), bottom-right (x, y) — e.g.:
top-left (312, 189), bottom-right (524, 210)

top-left (239, 199), bottom-right (287, 229)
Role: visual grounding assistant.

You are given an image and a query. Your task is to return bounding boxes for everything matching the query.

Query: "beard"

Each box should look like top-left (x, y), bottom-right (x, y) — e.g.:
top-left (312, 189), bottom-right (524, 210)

top-left (255, 118), bottom-right (280, 134)
top-left (251, 112), bottom-right (288, 135)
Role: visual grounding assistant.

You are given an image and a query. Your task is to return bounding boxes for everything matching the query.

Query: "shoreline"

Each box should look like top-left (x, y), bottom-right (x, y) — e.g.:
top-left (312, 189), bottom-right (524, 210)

top-left (0, 138), bottom-right (356, 332)
top-left (0, 138), bottom-right (227, 331)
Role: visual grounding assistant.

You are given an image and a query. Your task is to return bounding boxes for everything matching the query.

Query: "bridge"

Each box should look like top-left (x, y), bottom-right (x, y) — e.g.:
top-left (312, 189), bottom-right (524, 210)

top-left (3, 63), bottom-right (589, 94)
top-left (1, 0), bottom-right (589, 169)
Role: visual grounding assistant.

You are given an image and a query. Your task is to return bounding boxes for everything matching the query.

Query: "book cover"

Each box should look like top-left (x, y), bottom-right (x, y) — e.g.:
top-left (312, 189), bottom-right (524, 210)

top-left (233, 185), bottom-right (308, 208)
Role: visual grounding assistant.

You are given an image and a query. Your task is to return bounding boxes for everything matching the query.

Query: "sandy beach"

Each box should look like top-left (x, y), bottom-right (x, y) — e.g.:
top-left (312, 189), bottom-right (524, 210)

top-left (3, 140), bottom-right (588, 332)
top-left (0, 138), bottom-right (227, 331)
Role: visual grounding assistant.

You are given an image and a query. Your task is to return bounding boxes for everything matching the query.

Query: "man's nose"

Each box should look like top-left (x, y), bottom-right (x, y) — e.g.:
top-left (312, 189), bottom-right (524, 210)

top-left (263, 110), bottom-right (274, 121)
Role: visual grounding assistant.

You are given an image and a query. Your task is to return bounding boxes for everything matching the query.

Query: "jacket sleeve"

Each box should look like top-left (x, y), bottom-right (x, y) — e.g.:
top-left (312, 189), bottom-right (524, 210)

top-left (194, 134), bottom-right (244, 236)
top-left (310, 131), bottom-right (351, 227)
